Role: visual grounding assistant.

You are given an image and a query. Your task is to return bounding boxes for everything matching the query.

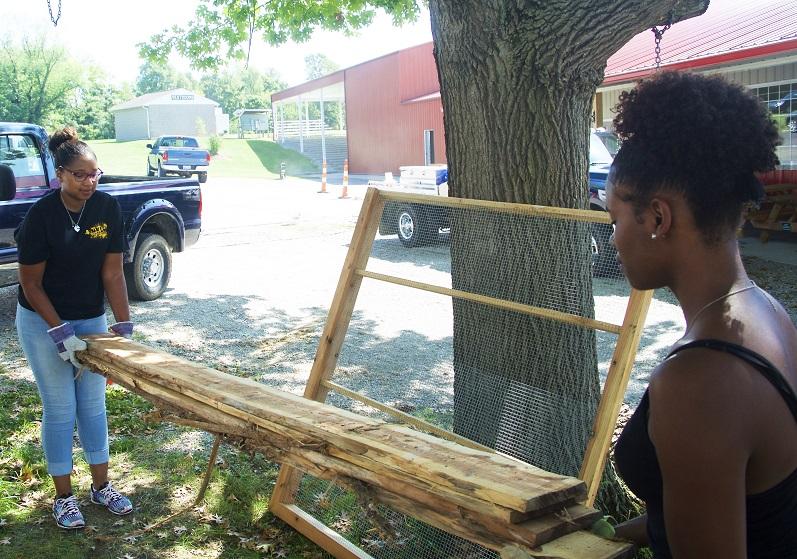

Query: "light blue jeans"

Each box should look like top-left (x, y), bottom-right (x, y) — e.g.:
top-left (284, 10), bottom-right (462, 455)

top-left (16, 304), bottom-right (109, 476)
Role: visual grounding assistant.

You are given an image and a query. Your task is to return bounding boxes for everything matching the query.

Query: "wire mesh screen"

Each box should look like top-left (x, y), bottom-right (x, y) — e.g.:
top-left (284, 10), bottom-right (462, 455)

top-left (281, 190), bottom-right (640, 558)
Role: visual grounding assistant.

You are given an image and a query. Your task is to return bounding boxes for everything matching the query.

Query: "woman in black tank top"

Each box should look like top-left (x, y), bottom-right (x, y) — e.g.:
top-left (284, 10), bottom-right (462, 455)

top-left (604, 72), bottom-right (797, 558)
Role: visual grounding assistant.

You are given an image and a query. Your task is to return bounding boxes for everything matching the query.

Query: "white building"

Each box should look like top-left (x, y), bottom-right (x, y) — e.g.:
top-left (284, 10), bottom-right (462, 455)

top-left (110, 89), bottom-right (230, 141)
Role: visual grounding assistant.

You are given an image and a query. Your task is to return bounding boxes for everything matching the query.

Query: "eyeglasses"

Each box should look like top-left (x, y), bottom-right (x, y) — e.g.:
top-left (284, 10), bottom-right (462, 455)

top-left (59, 167), bottom-right (103, 182)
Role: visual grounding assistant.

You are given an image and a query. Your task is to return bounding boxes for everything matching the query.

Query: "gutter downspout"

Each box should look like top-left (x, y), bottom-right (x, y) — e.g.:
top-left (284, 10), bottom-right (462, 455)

top-left (143, 105), bottom-right (151, 139)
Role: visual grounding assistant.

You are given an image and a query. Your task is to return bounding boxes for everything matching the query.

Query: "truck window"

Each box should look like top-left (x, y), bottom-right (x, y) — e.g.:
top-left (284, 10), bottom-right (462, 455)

top-left (162, 137), bottom-right (196, 148)
top-left (0, 134), bottom-right (46, 188)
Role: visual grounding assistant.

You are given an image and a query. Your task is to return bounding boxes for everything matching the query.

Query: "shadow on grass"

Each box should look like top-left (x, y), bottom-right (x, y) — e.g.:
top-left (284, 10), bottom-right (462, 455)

top-left (245, 139), bottom-right (319, 176)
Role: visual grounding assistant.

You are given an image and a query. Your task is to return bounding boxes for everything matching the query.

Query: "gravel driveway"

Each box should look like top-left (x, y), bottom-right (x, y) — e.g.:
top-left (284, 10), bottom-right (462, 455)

top-left (1, 177), bottom-right (795, 413)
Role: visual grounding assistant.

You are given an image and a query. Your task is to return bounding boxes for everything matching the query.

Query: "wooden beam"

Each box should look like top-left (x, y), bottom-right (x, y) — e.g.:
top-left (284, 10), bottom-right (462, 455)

top-left (578, 288), bottom-right (653, 504)
top-left (321, 379), bottom-right (494, 452)
top-left (77, 338), bottom-right (632, 554)
top-left (378, 189), bottom-right (613, 224)
top-left (357, 269), bottom-right (623, 334)
top-left (79, 336), bottom-right (584, 522)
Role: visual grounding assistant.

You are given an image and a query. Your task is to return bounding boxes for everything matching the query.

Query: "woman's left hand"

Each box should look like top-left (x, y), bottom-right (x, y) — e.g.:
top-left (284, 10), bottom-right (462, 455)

top-left (109, 321), bottom-right (133, 338)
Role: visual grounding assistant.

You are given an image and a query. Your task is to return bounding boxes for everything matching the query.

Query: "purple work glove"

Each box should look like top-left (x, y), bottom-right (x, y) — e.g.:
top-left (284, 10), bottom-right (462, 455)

top-left (109, 321), bottom-right (134, 339)
top-left (47, 323), bottom-right (87, 368)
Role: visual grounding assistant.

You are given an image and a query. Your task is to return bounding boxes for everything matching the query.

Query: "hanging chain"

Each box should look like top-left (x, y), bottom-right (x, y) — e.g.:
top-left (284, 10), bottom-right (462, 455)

top-left (47, 0), bottom-right (62, 27)
top-left (650, 13), bottom-right (673, 70)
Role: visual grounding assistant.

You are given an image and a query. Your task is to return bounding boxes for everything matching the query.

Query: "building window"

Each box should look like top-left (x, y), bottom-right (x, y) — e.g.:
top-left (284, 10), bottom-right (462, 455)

top-left (752, 82), bottom-right (797, 168)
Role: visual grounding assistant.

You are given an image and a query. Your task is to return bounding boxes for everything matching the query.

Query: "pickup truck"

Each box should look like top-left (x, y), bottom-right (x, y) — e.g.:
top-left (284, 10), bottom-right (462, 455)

top-left (0, 122), bottom-right (202, 301)
top-left (376, 131), bottom-right (621, 274)
top-left (146, 135), bottom-right (210, 183)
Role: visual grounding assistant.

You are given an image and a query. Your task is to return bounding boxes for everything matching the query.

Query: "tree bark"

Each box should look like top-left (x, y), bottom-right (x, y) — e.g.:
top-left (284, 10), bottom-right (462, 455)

top-left (427, 0), bottom-right (708, 478)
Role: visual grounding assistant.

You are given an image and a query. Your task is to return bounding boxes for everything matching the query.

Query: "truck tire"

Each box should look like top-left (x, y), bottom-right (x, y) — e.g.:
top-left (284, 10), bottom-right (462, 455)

top-left (157, 162), bottom-right (167, 177)
top-left (125, 233), bottom-right (172, 301)
top-left (198, 172), bottom-right (208, 183)
top-left (591, 222), bottom-right (621, 277)
top-left (397, 204), bottom-right (436, 247)
top-left (145, 162), bottom-right (153, 177)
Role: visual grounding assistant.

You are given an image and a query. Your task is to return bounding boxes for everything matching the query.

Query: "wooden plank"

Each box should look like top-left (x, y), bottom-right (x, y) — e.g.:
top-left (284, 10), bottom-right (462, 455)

top-left (527, 531), bottom-right (635, 559)
top-left (578, 288), bottom-right (653, 505)
top-left (321, 379), bottom-right (495, 452)
top-left (85, 357), bottom-right (606, 550)
top-left (271, 503), bottom-right (370, 559)
top-left (81, 335), bottom-right (585, 515)
top-left (358, 269), bottom-right (623, 334)
top-left (378, 189), bottom-right (613, 224)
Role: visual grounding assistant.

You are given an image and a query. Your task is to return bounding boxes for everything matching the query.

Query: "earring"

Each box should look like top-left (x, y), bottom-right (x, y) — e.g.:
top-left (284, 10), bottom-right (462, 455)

top-left (651, 233), bottom-right (657, 239)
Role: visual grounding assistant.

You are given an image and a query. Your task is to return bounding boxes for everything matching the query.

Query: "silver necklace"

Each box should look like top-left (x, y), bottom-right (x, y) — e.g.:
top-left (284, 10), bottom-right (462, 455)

top-left (685, 280), bottom-right (757, 334)
top-left (60, 193), bottom-right (86, 232)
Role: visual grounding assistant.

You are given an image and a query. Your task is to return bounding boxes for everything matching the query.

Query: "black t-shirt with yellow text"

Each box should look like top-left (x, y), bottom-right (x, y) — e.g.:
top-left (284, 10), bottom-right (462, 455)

top-left (16, 189), bottom-right (125, 320)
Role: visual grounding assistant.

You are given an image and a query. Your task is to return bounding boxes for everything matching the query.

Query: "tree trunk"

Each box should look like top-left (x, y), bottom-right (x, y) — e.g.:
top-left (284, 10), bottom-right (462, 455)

top-left (427, 0), bottom-right (708, 481)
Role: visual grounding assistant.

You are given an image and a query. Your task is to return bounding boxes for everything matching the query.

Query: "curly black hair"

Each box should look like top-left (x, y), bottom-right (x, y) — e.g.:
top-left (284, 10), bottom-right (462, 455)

top-left (49, 127), bottom-right (96, 169)
top-left (610, 71), bottom-right (780, 243)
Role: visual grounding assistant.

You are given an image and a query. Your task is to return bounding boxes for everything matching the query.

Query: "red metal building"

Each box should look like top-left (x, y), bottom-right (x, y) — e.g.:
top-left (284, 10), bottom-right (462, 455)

top-left (272, 0), bottom-right (797, 174)
top-left (271, 43), bottom-right (444, 174)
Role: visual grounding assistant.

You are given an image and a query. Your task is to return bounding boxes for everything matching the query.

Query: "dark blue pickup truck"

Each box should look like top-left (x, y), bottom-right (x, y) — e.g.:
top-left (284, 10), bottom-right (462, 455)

top-left (0, 123), bottom-right (201, 300)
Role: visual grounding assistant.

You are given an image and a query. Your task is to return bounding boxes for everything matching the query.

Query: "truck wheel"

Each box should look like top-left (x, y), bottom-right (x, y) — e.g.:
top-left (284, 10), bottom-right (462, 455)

top-left (125, 233), bottom-right (172, 301)
top-left (591, 222), bottom-right (620, 277)
top-left (397, 204), bottom-right (436, 247)
top-left (198, 172), bottom-right (208, 183)
top-left (145, 162), bottom-right (153, 177)
top-left (157, 162), bottom-right (167, 177)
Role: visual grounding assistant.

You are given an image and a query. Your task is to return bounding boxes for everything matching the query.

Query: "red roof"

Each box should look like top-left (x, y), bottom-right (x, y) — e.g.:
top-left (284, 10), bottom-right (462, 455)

top-left (273, 0), bottom-right (797, 101)
top-left (605, 0), bottom-right (797, 84)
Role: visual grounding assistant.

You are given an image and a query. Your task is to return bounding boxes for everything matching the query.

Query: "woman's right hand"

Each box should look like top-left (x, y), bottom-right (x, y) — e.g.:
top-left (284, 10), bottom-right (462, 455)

top-left (47, 323), bottom-right (87, 368)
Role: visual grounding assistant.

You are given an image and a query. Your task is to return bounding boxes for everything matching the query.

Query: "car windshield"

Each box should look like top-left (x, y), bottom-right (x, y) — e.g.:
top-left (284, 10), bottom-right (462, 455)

top-left (589, 132), bottom-right (614, 165)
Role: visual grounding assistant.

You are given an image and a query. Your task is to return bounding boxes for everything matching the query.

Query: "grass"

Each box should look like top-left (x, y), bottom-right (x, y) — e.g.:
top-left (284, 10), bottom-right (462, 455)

top-left (88, 137), bottom-right (318, 180)
top-left (0, 372), bottom-right (330, 559)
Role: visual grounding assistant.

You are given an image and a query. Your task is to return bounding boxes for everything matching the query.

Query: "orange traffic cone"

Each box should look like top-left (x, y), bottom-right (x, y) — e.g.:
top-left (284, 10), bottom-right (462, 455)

top-left (339, 159), bottom-right (349, 199)
top-left (319, 160), bottom-right (328, 193)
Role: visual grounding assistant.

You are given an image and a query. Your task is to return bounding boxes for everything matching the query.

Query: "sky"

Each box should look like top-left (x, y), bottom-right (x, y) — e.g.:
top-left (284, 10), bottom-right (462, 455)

top-left (0, 0), bottom-right (434, 87)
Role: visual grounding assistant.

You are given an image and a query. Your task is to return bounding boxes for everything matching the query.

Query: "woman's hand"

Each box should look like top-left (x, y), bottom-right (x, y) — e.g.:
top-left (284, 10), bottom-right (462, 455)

top-left (109, 321), bottom-right (133, 338)
top-left (47, 322), bottom-right (87, 368)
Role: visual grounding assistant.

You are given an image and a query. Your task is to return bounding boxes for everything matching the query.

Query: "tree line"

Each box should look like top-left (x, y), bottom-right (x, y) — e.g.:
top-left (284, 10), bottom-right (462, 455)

top-left (0, 35), bottom-right (341, 139)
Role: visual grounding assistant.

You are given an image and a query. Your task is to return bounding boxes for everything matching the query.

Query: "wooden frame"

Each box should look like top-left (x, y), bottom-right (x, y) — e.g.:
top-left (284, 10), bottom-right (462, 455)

top-left (269, 188), bottom-right (651, 558)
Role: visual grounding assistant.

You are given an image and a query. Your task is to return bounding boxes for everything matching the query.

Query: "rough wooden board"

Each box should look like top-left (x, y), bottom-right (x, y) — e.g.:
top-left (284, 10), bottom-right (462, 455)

top-left (87, 355), bottom-right (603, 550)
top-left (526, 531), bottom-right (635, 559)
top-left (79, 335), bottom-right (584, 515)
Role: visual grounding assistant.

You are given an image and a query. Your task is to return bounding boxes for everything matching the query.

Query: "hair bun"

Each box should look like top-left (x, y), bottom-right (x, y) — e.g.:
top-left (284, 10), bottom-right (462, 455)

top-left (48, 127), bottom-right (80, 154)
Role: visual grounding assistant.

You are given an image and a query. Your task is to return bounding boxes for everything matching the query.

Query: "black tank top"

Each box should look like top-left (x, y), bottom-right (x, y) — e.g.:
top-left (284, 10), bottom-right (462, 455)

top-left (614, 339), bottom-right (797, 558)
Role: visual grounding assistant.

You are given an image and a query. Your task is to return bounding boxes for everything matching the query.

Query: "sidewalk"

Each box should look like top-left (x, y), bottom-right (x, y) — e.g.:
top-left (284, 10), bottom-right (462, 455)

top-left (739, 236), bottom-right (797, 266)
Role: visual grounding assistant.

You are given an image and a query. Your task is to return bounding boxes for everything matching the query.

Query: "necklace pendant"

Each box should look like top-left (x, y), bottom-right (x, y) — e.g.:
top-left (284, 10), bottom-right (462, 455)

top-left (73, 224), bottom-right (81, 233)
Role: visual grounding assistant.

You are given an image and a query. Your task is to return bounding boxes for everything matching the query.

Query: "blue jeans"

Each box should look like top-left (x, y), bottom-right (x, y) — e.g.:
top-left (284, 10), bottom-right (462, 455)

top-left (16, 304), bottom-right (109, 476)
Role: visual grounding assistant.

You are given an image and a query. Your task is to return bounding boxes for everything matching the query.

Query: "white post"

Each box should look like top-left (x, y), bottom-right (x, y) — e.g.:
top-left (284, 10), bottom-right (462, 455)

top-left (280, 104), bottom-right (285, 143)
top-left (338, 101), bottom-right (344, 131)
top-left (320, 88), bottom-right (327, 163)
top-left (143, 106), bottom-right (151, 139)
top-left (298, 98), bottom-right (304, 153)
top-left (272, 104), bottom-right (278, 142)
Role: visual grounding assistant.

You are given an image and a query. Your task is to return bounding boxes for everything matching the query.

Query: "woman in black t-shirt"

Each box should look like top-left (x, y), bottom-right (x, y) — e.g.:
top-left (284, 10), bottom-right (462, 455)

top-left (608, 73), bottom-right (797, 557)
top-left (15, 128), bottom-right (134, 530)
